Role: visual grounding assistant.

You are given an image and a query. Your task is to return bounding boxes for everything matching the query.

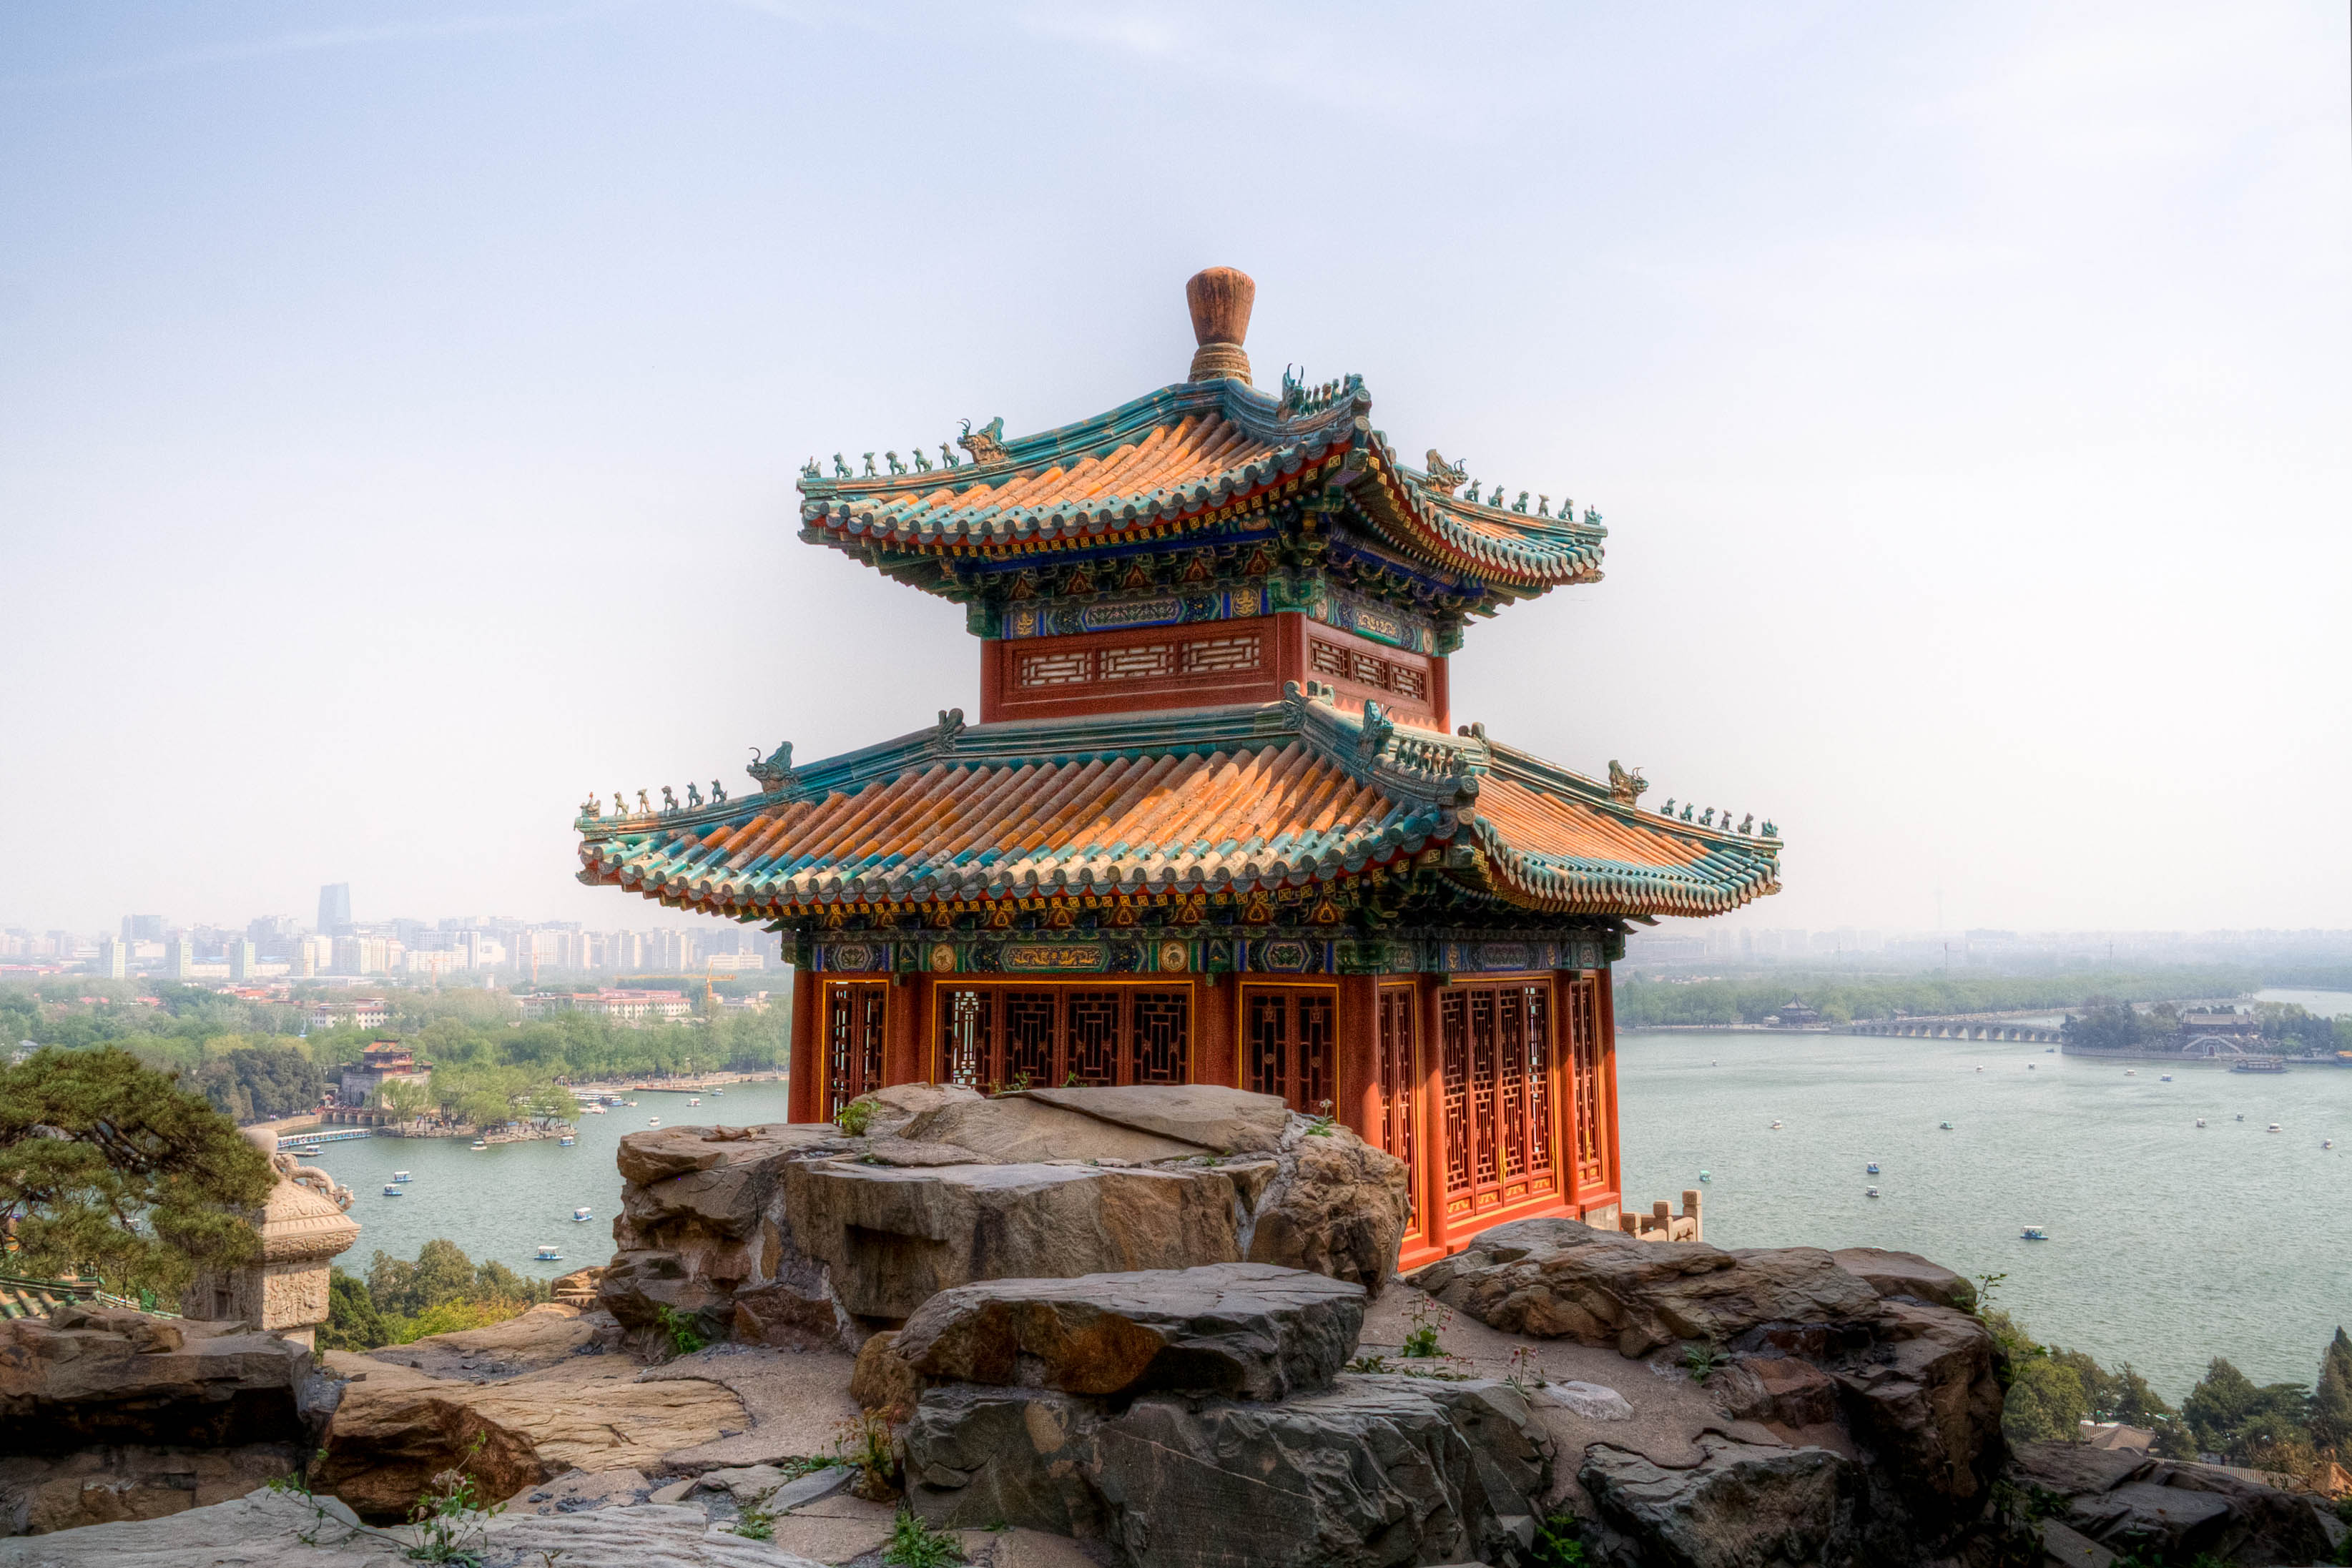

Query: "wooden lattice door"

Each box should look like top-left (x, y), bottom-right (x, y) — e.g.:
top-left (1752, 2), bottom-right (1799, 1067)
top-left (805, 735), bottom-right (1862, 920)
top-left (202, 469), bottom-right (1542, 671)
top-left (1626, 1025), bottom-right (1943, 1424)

top-left (1377, 985), bottom-right (1418, 1225)
top-left (1244, 985), bottom-right (1335, 1113)
top-left (824, 981), bottom-right (887, 1119)
top-left (934, 985), bottom-right (1190, 1091)
top-left (1563, 973), bottom-right (1608, 1190)
top-left (1437, 980), bottom-right (1557, 1216)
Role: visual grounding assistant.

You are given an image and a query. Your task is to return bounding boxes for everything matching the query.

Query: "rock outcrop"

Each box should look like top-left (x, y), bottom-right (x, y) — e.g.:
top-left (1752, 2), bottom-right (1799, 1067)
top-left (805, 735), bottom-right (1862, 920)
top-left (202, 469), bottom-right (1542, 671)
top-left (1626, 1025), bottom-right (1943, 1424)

top-left (601, 1084), bottom-right (1409, 1353)
top-left (892, 1262), bottom-right (1364, 1401)
top-left (2009, 1439), bottom-right (2349, 1566)
top-left (897, 1261), bottom-right (1548, 1568)
top-left (1409, 1217), bottom-right (2011, 1567)
top-left (0, 1306), bottom-right (340, 1537)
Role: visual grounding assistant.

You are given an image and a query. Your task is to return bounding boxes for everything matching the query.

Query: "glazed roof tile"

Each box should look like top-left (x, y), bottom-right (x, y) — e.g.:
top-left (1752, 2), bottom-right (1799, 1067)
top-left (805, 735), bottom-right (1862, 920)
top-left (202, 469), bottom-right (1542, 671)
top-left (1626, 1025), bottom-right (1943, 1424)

top-left (798, 378), bottom-right (1604, 591)
top-left (576, 694), bottom-right (1777, 921)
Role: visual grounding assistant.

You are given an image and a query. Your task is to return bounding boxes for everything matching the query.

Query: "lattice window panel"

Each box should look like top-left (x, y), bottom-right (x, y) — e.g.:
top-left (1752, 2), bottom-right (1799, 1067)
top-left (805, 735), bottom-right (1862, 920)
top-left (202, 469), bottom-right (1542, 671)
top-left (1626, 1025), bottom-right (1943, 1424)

top-left (1389, 665), bottom-right (1427, 700)
top-left (1441, 992), bottom-right (1471, 1194)
top-left (826, 982), bottom-right (887, 1119)
top-left (1017, 649), bottom-right (1092, 687)
top-left (1497, 989), bottom-right (1527, 1181)
top-left (940, 989), bottom-right (990, 1088)
top-left (1181, 636), bottom-right (1261, 673)
top-left (1133, 992), bottom-right (1189, 1083)
top-left (1099, 645), bottom-right (1175, 681)
top-left (1299, 995), bottom-right (1334, 1114)
top-left (1439, 980), bottom-right (1558, 1204)
top-left (1004, 993), bottom-right (1057, 1088)
top-left (1247, 991), bottom-right (1289, 1102)
top-left (1526, 985), bottom-right (1554, 1175)
top-left (1469, 989), bottom-right (1498, 1185)
top-left (1377, 988), bottom-right (1417, 1218)
top-left (1568, 975), bottom-right (1605, 1184)
top-left (1309, 640), bottom-right (1350, 679)
top-left (1066, 991), bottom-right (1121, 1085)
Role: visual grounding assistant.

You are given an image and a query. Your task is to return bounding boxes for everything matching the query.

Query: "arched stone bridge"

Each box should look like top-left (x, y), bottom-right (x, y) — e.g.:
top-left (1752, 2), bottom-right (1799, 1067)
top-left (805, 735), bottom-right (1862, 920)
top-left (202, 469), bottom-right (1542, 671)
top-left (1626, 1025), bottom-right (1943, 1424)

top-left (1849, 1018), bottom-right (2065, 1045)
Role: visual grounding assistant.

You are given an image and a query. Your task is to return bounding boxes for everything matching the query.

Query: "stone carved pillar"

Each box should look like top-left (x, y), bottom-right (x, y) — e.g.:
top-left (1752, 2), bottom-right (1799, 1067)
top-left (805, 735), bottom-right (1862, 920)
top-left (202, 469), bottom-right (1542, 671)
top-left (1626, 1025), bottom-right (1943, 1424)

top-left (184, 1128), bottom-right (361, 1350)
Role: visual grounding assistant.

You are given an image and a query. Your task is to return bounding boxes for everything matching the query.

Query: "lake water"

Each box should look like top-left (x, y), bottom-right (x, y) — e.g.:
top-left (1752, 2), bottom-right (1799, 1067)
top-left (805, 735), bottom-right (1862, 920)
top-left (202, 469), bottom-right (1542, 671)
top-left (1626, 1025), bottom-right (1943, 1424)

top-left (300, 1037), bottom-right (2349, 1401)
top-left (2253, 987), bottom-right (2352, 1017)
top-left (295, 1079), bottom-right (796, 1286)
top-left (1618, 1030), bottom-right (2352, 1398)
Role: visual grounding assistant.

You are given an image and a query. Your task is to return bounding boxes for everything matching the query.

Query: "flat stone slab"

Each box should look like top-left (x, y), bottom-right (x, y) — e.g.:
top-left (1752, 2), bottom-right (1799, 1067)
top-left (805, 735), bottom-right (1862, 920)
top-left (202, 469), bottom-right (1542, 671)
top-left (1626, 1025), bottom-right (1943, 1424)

top-left (895, 1262), bottom-right (1366, 1401)
top-left (1023, 1085), bottom-right (1290, 1155)
top-left (1831, 1248), bottom-right (1978, 1312)
top-left (895, 1095), bottom-right (1206, 1165)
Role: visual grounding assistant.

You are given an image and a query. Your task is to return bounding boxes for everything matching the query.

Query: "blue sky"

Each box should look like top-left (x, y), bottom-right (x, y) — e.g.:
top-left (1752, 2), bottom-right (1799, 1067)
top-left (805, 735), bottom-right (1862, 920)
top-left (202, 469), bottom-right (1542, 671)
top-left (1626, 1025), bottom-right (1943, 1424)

top-left (1, 1), bottom-right (2346, 935)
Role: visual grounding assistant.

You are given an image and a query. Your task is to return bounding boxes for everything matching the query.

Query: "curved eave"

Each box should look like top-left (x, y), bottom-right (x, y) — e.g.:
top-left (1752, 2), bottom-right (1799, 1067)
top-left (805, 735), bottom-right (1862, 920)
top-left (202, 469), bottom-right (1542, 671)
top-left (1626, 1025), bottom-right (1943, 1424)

top-left (1349, 440), bottom-right (1606, 590)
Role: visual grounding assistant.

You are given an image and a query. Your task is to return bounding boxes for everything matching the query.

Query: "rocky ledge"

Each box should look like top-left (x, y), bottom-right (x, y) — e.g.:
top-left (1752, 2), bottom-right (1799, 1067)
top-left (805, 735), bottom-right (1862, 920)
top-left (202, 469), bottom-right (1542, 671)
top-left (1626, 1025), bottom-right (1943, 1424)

top-left (599, 1083), bottom-right (1410, 1355)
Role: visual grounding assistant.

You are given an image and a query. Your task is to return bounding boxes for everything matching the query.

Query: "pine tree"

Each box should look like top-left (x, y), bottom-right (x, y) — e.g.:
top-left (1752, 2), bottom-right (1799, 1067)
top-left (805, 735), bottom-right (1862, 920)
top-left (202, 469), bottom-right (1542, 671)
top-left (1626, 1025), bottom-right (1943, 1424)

top-left (2311, 1328), bottom-right (2352, 1457)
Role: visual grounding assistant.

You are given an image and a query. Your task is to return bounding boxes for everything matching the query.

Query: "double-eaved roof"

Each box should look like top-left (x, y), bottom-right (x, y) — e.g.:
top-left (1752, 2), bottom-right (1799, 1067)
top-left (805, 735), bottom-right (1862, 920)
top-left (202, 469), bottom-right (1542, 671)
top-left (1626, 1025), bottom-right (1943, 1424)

top-left (797, 375), bottom-right (1606, 617)
top-left (576, 691), bottom-right (1779, 925)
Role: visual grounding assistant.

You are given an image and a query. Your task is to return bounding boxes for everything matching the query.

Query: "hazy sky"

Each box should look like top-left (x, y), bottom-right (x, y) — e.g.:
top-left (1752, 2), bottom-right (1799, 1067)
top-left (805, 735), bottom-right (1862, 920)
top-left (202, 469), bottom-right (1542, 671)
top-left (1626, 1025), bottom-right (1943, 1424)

top-left (2, 1), bottom-right (2346, 939)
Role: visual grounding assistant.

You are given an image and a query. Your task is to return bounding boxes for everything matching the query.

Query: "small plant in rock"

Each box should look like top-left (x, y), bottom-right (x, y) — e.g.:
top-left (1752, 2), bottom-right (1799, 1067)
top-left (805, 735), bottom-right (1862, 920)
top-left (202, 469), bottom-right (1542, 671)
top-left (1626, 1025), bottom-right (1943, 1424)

top-left (1530, 1511), bottom-right (1589, 1568)
top-left (1969, 1271), bottom-right (2007, 1318)
top-left (1304, 1099), bottom-right (1339, 1136)
top-left (835, 1097), bottom-right (877, 1137)
top-left (1505, 1344), bottom-right (1546, 1392)
top-left (1681, 1340), bottom-right (1730, 1384)
top-left (835, 1409), bottom-right (900, 1501)
top-left (880, 1507), bottom-right (965, 1568)
top-left (1345, 1353), bottom-right (1394, 1374)
top-left (405, 1439), bottom-right (502, 1566)
top-left (732, 1505), bottom-right (776, 1541)
top-left (774, 1454), bottom-right (845, 1482)
top-left (1402, 1300), bottom-right (1448, 1359)
top-left (654, 1304), bottom-right (708, 1359)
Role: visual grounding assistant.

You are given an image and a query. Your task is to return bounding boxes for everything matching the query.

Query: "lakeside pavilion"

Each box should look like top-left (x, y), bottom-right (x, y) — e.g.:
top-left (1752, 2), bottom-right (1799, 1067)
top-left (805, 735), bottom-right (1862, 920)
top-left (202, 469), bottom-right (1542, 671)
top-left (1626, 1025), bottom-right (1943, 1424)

top-left (574, 269), bottom-right (1780, 1263)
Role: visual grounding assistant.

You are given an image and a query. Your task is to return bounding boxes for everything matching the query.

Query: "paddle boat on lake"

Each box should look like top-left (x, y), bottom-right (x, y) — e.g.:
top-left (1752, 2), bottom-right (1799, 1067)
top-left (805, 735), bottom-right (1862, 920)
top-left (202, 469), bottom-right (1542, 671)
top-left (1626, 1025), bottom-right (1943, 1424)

top-left (470, 1138), bottom-right (488, 1151)
top-left (573, 1207), bottom-right (593, 1222)
top-left (1866, 1162), bottom-right (1881, 1175)
top-left (559, 1134), bottom-right (576, 1147)
top-left (1939, 1121), bottom-right (1954, 1130)
top-left (381, 1183), bottom-right (403, 1197)
top-left (391, 1170), bottom-right (411, 1183)
top-left (1865, 1187), bottom-right (1880, 1198)
top-left (2020, 1226), bottom-right (2050, 1242)
top-left (535, 1246), bottom-right (561, 1262)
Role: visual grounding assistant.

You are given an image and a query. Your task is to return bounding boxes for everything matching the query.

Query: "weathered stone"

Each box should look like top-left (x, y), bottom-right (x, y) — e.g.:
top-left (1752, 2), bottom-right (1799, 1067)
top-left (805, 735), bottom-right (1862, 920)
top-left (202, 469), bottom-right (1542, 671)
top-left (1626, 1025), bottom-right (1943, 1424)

top-left (0, 1308), bottom-right (335, 1453)
top-left (784, 1160), bottom-right (1245, 1322)
top-left (613, 1121), bottom-right (840, 1188)
top-left (314, 1352), bottom-right (746, 1521)
top-left (1821, 1298), bottom-right (2002, 1514)
top-left (360, 1301), bottom-right (604, 1382)
top-left (904, 1374), bottom-right (1552, 1568)
top-left (1581, 1436), bottom-right (1860, 1568)
top-left (1407, 1218), bottom-right (1885, 1356)
top-left (1022, 1085), bottom-right (1291, 1155)
top-left (1529, 1380), bottom-right (1636, 1421)
top-left (895, 1263), bottom-right (1364, 1401)
top-left (1829, 1247), bottom-right (1978, 1312)
top-left (2040, 1517), bottom-right (2118, 1568)
top-left (763, 1464), bottom-right (855, 1512)
top-left (895, 1095), bottom-right (1205, 1165)
top-left (0, 1446), bottom-right (297, 1537)
top-left (511, 1466), bottom-right (654, 1515)
top-left (0, 1489), bottom-right (832, 1567)
top-left (1243, 1126), bottom-right (1410, 1294)
top-left (850, 1329), bottom-right (922, 1419)
top-left (2009, 1441), bottom-right (2351, 1566)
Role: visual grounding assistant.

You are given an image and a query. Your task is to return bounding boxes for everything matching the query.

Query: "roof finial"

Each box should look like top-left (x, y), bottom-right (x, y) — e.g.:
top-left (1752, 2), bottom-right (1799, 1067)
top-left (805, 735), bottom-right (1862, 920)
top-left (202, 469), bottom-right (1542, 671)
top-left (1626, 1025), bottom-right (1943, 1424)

top-left (1185, 267), bottom-right (1255, 385)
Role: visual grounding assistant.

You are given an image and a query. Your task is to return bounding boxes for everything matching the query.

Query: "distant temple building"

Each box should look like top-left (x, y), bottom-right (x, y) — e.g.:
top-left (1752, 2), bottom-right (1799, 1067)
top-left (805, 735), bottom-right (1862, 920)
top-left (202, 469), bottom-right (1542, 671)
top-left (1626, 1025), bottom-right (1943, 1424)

top-left (574, 271), bottom-right (1780, 1259)
top-left (337, 1040), bottom-right (425, 1107)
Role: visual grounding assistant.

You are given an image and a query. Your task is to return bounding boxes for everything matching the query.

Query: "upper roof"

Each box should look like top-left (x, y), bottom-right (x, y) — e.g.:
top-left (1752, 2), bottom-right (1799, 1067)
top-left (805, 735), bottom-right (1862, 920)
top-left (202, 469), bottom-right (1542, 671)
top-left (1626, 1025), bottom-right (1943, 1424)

top-left (574, 691), bottom-right (1778, 924)
top-left (798, 378), bottom-right (1605, 591)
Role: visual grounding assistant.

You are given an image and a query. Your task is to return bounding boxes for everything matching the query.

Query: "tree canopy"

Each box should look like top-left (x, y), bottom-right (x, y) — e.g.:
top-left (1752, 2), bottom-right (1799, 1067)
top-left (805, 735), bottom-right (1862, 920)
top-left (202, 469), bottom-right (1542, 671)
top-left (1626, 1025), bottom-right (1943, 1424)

top-left (0, 1046), bottom-right (274, 1295)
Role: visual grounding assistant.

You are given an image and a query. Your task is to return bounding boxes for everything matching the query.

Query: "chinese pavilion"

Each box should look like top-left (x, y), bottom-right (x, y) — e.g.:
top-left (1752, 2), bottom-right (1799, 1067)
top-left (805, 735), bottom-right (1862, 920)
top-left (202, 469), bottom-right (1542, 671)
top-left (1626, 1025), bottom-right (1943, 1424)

top-left (574, 269), bottom-right (1780, 1264)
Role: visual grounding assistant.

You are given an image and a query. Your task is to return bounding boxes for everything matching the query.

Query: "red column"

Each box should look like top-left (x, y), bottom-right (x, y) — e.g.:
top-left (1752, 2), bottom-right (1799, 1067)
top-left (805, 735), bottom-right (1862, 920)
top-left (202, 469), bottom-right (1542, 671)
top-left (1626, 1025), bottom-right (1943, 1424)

top-left (1335, 974), bottom-right (1377, 1140)
top-left (1596, 967), bottom-right (1624, 1208)
top-left (1419, 976), bottom-right (1452, 1253)
top-left (788, 969), bottom-right (820, 1125)
top-left (1196, 974), bottom-right (1235, 1088)
top-left (886, 972), bottom-right (925, 1088)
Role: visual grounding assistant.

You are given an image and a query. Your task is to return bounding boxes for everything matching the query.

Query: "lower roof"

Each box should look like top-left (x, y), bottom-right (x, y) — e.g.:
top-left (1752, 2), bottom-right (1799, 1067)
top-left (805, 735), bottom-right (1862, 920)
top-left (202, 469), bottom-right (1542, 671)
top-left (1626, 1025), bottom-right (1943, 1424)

top-left (576, 693), bottom-right (1778, 926)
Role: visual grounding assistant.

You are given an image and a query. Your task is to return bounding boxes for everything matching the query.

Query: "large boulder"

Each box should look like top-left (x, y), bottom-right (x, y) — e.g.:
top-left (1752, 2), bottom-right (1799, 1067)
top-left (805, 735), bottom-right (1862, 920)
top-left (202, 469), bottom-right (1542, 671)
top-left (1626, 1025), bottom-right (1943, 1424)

top-left (1407, 1218), bottom-right (1885, 1356)
top-left (0, 1306), bottom-right (340, 1537)
top-left (905, 1375), bottom-right (1553, 1568)
top-left (2009, 1440), bottom-right (2349, 1565)
top-left (313, 1348), bottom-right (747, 1521)
top-left (603, 1086), bottom-right (1412, 1353)
top-left (1580, 1436), bottom-right (1861, 1568)
top-left (892, 1263), bottom-right (1364, 1401)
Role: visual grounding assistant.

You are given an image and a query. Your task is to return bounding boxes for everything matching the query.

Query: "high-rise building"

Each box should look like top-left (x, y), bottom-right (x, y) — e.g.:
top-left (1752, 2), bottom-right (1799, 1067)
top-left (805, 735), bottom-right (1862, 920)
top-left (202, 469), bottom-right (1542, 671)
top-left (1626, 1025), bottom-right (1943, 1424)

top-left (122, 914), bottom-right (165, 942)
top-left (229, 940), bottom-right (256, 981)
top-left (166, 937), bottom-right (195, 980)
top-left (95, 937), bottom-right (127, 979)
top-left (318, 883), bottom-right (353, 936)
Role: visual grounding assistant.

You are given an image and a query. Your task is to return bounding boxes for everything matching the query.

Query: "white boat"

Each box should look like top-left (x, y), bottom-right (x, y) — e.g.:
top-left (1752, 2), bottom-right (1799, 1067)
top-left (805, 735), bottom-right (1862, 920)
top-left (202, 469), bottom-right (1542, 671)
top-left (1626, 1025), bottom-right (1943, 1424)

top-left (559, 1135), bottom-right (576, 1147)
top-left (470, 1139), bottom-right (488, 1151)
top-left (391, 1170), bottom-right (411, 1183)
top-left (1865, 1187), bottom-right (1880, 1198)
top-left (535, 1246), bottom-right (562, 1261)
top-left (2268, 1123), bottom-right (2283, 1133)
top-left (1698, 1169), bottom-right (1711, 1183)
top-left (2324, 1140), bottom-right (2336, 1150)
top-left (381, 1183), bottom-right (403, 1197)
top-left (689, 1097), bottom-right (701, 1107)
top-left (2020, 1226), bottom-right (2050, 1241)
top-left (573, 1207), bottom-right (593, 1222)
top-left (712, 1088), bottom-right (724, 1096)
top-left (586, 1106), bottom-right (606, 1115)
top-left (2125, 1070), bottom-right (2137, 1076)
top-left (2195, 1118), bottom-right (2207, 1128)
top-left (1769, 1120), bottom-right (1783, 1130)
top-left (648, 1117), bottom-right (661, 1127)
